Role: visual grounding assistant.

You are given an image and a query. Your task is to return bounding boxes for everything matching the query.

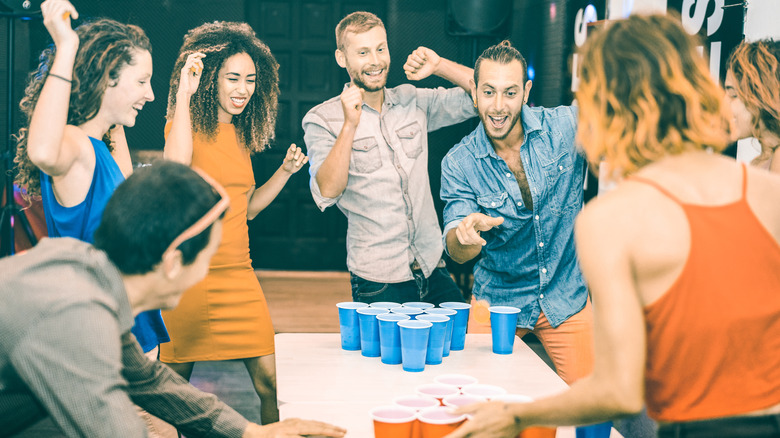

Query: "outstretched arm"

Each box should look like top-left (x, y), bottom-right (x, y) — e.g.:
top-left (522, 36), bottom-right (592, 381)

top-left (404, 46), bottom-right (474, 93)
top-left (163, 52), bottom-right (206, 165)
top-left (446, 213), bottom-right (504, 264)
top-left (26, 0), bottom-right (82, 177)
top-left (247, 144), bottom-right (308, 220)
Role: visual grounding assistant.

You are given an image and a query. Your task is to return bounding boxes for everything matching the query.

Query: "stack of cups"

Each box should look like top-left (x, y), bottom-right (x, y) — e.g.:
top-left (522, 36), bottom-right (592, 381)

top-left (337, 301), bottom-right (475, 373)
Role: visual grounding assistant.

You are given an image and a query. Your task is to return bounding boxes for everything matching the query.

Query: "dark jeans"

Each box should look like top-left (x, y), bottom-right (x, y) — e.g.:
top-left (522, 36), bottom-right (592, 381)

top-left (350, 267), bottom-right (465, 306)
top-left (657, 413), bottom-right (780, 438)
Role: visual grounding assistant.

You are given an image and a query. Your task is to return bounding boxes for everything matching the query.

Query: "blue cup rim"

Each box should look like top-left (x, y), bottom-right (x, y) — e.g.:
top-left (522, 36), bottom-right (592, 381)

top-left (402, 302), bottom-right (434, 309)
top-left (336, 301), bottom-right (369, 309)
top-left (398, 320), bottom-right (433, 329)
top-left (489, 306), bottom-right (521, 314)
top-left (357, 307), bottom-right (389, 315)
top-left (439, 302), bottom-right (472, 310)
top-left (377, 313), bottom-right (411, 322)
top-left (390, 307), bottom-right (424, 314)
top-left (369, 301), bottom-right (402, 309)
top-left (416, 314), bottom-right (449, 323)
top-left (424, 308), bottom-right (457, 315)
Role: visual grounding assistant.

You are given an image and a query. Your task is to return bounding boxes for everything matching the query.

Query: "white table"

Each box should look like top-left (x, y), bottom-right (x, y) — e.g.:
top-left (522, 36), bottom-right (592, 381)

top-left (275, 333), bottom-right (622, 437)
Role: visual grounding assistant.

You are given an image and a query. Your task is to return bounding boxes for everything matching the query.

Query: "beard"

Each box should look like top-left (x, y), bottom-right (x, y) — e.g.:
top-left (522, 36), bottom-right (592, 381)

top-left (347, 63), bottom-right (389, 92)
top-left (478, 108), bottom-right (523, 141)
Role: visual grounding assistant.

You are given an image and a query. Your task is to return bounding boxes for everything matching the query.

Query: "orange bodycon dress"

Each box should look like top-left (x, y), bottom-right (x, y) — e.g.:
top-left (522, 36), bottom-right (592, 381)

top-left (160, 123), bottom-right (275, 362)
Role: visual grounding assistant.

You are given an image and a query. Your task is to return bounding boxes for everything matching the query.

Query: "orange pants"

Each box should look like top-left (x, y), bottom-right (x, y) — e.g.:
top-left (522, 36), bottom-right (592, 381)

top-left (469, 299), bottom-right (594, 385)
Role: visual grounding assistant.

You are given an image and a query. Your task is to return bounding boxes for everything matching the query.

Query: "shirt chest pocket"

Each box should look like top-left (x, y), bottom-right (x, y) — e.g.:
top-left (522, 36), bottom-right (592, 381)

top-left (477, 191), bottom-right (511, 215)
top-left (351, 137), bottom-right (382, 174)
top-left (396, 122), bottom-right (423, 159)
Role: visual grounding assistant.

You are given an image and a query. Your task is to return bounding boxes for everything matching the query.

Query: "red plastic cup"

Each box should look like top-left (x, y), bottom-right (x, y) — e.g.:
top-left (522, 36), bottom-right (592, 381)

top-left (434, 373), bottom-right (479, 390)
top-left (394, 395), bottom-right (441, 438)
top-left (371, 405), bottom-right (417, 438)
top-left (441, 393), bottom-right (487, 408)
top-left (461, 383), bottom-right (507, 400)
top-left (416, 383), bottom-right (460, 405)
top-left (417, 406), bottom-right (467, 438)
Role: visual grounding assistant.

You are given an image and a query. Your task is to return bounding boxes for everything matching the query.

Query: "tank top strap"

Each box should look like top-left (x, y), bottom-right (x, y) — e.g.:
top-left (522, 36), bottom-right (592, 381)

top-left (739, 162), bottom-right (748, 199)
top-left (628, 175), bottom-right (683, 204)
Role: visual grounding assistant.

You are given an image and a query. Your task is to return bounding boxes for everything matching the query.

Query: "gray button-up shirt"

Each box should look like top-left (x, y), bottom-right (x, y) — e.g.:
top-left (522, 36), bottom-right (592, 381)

top-left (0, 238), bottom-right (248, 437)
top-left (303, 84), bottom-right (475, 282)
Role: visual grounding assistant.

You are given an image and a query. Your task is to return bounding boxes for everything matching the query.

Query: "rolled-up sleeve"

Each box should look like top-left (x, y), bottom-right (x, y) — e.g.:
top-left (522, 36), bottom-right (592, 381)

top-left (122, 334), bottom-right (248, 438)
top-left (302, 110), bottom-right (342, 211)
top-left (415, 87), bottom-right (476, 132)
top-left (440, 153), bottom-right (480, 255)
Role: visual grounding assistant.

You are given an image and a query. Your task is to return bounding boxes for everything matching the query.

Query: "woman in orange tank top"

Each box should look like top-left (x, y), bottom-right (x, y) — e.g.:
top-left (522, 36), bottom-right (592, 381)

top-left (445, 14), bottom-right (780, 438)
top-left (159, 22), bottom-right (308, 424)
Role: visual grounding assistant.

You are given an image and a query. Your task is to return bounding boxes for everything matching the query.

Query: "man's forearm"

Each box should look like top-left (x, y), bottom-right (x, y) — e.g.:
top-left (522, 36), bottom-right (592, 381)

top-left (446, 228), bottom-right (482, 264)
top-left (435, 58), bottom-right (475, 93)
top-left (315, 123), bottom-right (356, 198)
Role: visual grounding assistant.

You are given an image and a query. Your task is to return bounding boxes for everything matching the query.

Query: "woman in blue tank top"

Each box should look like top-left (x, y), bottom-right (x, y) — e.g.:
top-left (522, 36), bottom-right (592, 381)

top-left (14, 1), bottom-right (167, 355)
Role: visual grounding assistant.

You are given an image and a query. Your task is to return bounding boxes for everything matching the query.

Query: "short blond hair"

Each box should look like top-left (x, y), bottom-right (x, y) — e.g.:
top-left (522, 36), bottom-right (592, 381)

top-left (576, 13), bottom-right (729, 176)
top-left (335, 11), bottom-right (384, 51)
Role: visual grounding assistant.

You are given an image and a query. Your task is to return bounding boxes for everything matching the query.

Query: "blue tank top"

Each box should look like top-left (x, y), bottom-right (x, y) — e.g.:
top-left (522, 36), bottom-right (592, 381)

top-left (40, 136), bottom-right (169, 352)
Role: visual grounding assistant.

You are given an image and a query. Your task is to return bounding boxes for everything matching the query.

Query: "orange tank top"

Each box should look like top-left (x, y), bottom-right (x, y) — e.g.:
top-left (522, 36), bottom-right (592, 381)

top-left (634, 164), bottom-right (780, 422)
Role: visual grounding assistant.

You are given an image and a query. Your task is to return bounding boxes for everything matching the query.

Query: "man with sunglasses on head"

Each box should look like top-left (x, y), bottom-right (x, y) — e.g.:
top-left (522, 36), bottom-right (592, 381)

top-left (0, 162), bottom-right (345, 438)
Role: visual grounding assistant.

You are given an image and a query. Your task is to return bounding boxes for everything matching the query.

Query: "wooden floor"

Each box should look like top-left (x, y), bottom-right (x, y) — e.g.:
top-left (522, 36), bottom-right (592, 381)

top-left (17, 270), bottom-right (655, 437)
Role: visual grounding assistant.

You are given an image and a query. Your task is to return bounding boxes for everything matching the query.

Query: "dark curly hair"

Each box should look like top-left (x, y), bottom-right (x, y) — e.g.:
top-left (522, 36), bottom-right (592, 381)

top-left (166, 21), bottom-right (279, 153)
top-left (14, 18), bottom-right (151, 199)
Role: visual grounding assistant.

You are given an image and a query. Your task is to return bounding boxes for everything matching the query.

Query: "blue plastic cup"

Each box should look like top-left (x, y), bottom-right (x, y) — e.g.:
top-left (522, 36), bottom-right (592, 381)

top-left (356, 307), bottom-right (388, 357)
top-left (489, 306), bottom-right (521, 355)
top-left (402, 301), bottom-right (434, 310)
top-left (398, 319), bottom-right (432, 372)
top-left (336, 302), bottom-right (369, 350)
top-left (416, 314), bottom-right (449, 365)
top-left (423, 307), bottom-right (456, 357)
top-left (390, 306), bottom-right (424, 319)
top-left (576, 422), bottom-right (613, 438)
top-left (439, 302), bottom-right (471, 351)
top-left (376, 313), bottom-right (411, 365)
top-left (369, 301), bottom-right (401, 310)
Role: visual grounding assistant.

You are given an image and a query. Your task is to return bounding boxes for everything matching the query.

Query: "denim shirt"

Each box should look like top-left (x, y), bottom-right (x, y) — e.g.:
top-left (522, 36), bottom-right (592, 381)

top-left (303, 84), bottom-right (476, 282)
top-left (441, 105), bottom-right (587, 328)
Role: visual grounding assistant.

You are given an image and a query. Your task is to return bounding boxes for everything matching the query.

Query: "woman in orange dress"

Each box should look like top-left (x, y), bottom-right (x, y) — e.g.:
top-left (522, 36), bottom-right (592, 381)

top-left (160, 21), bottom-right (307, 424)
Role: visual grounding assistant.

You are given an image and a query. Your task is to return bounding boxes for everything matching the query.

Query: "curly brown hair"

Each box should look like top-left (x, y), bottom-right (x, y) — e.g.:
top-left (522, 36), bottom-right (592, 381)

top-left (14, 18), bottom-right (151, 199)
top-left (727, 39), bottom-right (780, 162)
top-left (166, 21), bottom-right (279, 153)
top-left (575, 13), bottom-right (729, 177)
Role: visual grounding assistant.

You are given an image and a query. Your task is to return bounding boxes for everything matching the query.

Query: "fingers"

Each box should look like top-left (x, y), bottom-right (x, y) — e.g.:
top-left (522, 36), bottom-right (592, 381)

top-left (43, 0), bottom-right (78, 23)
top-left (284, 144), bottom-right (308, 171)
top-left (184, 52), bottom-right (206, 76)
top-left (456, 221), bottom-right (486, 247)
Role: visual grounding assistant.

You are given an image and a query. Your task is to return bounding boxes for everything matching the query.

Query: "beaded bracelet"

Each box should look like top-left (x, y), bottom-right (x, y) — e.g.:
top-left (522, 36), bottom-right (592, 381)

top-left (48, 73), bottom-right (73, 84)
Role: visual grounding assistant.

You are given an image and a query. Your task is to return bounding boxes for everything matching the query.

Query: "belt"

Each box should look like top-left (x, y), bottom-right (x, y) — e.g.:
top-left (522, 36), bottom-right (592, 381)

top-left (410, 258), bottom-right (446, 272)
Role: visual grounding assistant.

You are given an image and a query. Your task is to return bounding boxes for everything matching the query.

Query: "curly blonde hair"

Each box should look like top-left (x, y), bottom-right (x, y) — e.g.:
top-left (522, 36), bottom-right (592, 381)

top-left (575, 13), bottom-right (729, 177)
top-left (166, 21), bottom-right (279, 153)
top-left (14, 18), bottom-right (151, 198)
top-left (727, 39), bottom-right (780, 162)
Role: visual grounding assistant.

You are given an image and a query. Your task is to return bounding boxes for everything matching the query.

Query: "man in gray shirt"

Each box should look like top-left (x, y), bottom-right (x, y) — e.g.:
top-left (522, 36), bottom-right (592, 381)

top-left (303, 11), bottom-right (476, 304)
top-left (0, 162), bottom-right (345, 438)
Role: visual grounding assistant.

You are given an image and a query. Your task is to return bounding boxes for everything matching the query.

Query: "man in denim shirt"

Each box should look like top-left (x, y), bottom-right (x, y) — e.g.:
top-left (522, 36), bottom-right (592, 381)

top-left (441, 41), bottom-right (593, 384)
top-left (303, 11), bottom-right (476, 304)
